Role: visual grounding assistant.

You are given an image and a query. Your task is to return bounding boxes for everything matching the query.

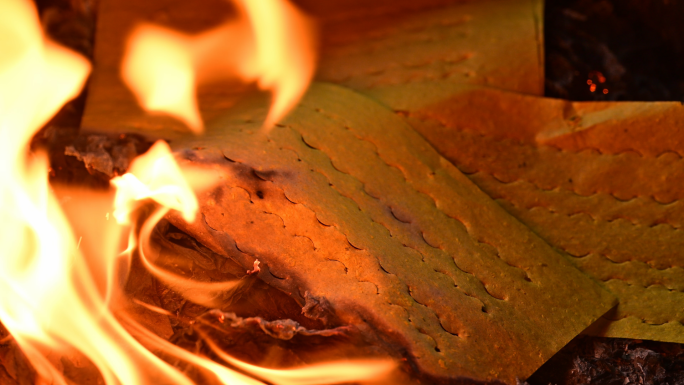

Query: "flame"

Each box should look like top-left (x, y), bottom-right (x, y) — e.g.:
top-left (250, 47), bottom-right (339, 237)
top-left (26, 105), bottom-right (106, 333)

top-left (0, 0), bottom-right (182, 383)
top-left (112, 141), bottom-right (200, 225)
top-left (205, 337), bottom-right (397, 385)
top-left (121, 0), bottom-right (316, 132)
top-left (121, 26), bottom-right (203, 132)
top-left (111, 141), bottom-right (243, 308)
top-left (0, 0), bottom-right (394, 384)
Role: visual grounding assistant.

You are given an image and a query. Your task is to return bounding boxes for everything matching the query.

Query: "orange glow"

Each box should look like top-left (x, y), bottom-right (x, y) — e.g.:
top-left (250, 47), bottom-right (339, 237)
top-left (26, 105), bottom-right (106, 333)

top-left (0, 1), bottom-right (394, 384)
top-left (603, 89), bottom-right (609, 94)
top-left (588, 71), bottom-right (606, 85)
top-left (121, 0), bottom-right (316, 133)
top-left (589, 84), bottom-right (597, 92)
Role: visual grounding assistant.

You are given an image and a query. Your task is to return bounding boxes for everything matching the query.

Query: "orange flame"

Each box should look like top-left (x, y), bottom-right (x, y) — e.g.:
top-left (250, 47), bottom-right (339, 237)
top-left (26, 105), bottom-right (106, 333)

top-left (121, 0), bottom-right (316, 132)
top-left (111, 141), bottom-right (243, 308)
top-left (0, 0), bottom-right (184, 383)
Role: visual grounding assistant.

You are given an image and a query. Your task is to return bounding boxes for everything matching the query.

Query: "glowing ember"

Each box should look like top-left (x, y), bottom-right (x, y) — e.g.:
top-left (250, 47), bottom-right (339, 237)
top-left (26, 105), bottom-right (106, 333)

top-left (0, 0), bottom-right (393, 384)
top-left (587, 71), bottom-right (608, 96)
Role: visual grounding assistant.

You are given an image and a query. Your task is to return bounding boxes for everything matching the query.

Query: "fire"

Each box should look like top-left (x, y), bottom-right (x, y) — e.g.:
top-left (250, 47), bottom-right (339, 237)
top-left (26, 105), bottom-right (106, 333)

top-left (121, 0), bottom-right (316, 133)
top-left (0, 0), bottom-right (393, 384)
top-left (111, 141), bottom-right (243, 308)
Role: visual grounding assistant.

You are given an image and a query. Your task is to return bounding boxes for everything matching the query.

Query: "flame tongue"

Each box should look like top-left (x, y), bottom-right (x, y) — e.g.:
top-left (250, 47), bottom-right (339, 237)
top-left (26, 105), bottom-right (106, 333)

top-left (121, 0), bottom-right (316, 133)
top-left (112, 141), bottom-right (199, 224)
top-left (0, 0), bottom-right (90, 160)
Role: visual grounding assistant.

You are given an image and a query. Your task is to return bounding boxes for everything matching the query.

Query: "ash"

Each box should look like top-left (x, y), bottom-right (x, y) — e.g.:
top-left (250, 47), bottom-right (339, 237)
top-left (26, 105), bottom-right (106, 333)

top-left (527, 336), bottom-right (684, 385)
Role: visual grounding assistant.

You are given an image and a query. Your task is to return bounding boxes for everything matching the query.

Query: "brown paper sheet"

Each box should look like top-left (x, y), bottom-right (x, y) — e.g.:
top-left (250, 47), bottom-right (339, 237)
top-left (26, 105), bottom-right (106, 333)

top-left (314, 0), bottom-right (544, 95)
top-left (81, 0), bottom-right (544, 137)
top-left (77, 0), bottom-right (619, 381)
top-left (159, 83), bottom-right (615, 383)
top-left (368, 83), bottom-right (684, 343)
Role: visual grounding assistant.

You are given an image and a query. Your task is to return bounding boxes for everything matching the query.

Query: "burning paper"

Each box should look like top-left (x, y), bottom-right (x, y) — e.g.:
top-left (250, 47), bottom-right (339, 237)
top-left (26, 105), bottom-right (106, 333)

top-left (0, 0), bottom-right (393, 384)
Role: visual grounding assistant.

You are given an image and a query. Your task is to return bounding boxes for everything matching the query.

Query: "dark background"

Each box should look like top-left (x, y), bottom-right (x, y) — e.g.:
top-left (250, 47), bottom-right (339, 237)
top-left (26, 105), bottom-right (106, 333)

top-left (545, 0), bottom-right (684, 101)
